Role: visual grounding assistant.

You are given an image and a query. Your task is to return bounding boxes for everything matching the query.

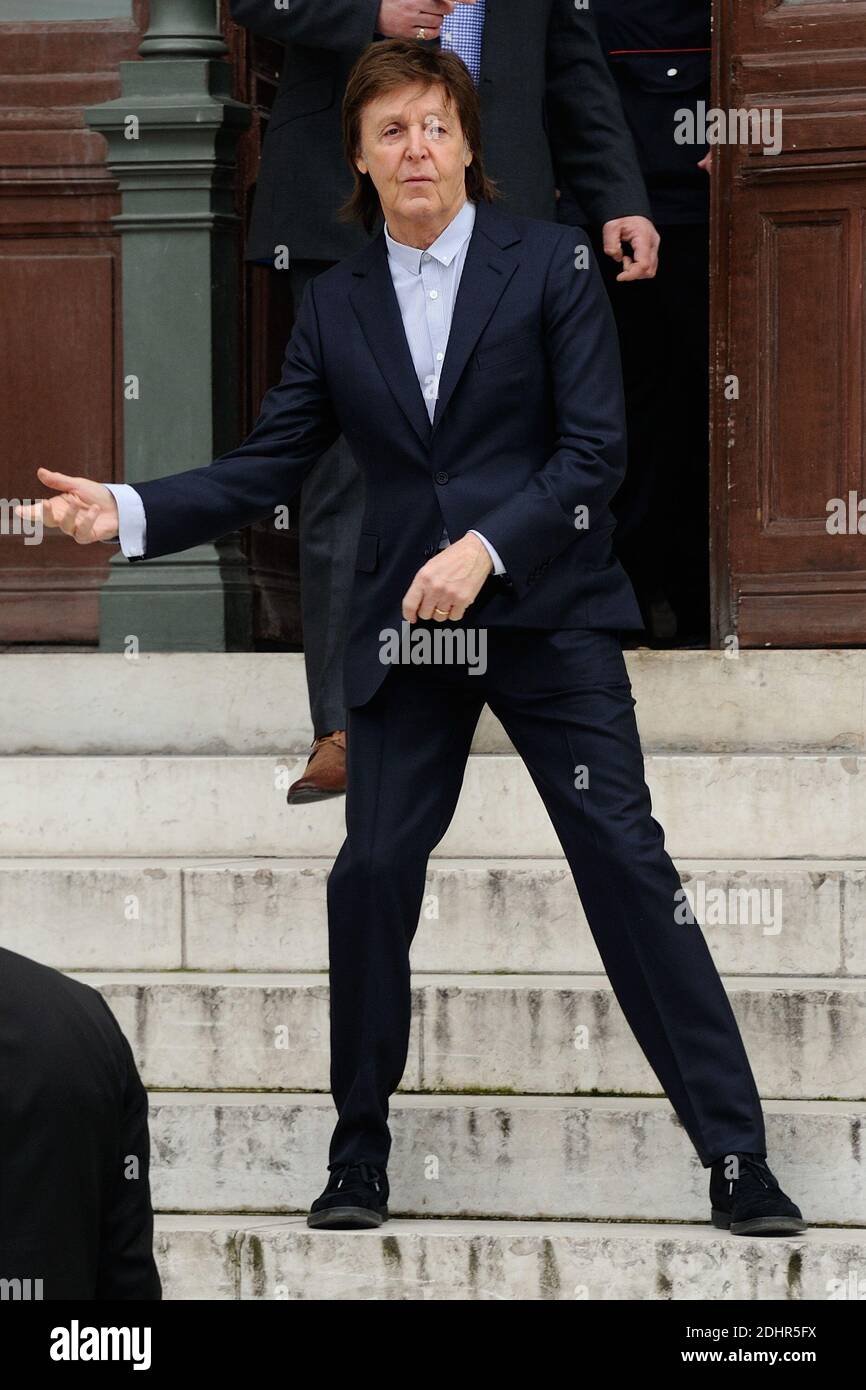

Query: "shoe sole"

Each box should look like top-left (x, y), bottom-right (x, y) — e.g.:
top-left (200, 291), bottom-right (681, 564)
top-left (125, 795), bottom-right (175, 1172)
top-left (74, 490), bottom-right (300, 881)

top-left (306, 1205), bottom-right (388, 1230)
top-left (712, 1209), bottom-right (809, 1235)
top-left (286, 787), bottom-right (346, 804)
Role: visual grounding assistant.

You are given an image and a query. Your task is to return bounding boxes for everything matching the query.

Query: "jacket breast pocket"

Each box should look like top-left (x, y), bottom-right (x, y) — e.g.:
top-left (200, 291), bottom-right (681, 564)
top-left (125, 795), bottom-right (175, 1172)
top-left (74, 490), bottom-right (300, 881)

top-left (354, 532), bottom-right (379, 572)
top-left (268, 75), bottom-right (336, 131)
top-left (475, 331), bottom-right (536, 372)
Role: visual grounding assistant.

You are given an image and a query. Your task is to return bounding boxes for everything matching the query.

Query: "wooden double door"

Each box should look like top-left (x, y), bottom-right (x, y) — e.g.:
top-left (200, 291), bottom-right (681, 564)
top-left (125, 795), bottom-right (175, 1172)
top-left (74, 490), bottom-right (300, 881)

top-left (712, 0), bottom-right (866, 644)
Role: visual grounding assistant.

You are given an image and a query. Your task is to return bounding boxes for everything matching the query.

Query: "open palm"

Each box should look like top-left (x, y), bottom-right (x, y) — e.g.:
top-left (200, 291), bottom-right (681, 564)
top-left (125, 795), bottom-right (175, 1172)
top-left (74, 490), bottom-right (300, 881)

top-left (15, 467), bottom-right (119, 544)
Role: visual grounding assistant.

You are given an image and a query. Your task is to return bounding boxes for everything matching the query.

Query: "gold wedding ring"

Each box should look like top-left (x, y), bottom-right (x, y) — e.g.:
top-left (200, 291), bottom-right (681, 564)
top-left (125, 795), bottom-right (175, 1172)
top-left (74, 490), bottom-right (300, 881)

top-left (434, 606), bottom-right (450, 616)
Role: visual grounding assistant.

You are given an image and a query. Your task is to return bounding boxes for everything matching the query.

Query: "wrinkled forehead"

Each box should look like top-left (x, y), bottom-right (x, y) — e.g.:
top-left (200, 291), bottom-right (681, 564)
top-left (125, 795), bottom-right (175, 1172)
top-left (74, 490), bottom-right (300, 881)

top-left (361, 81), bottom-right (458, 129)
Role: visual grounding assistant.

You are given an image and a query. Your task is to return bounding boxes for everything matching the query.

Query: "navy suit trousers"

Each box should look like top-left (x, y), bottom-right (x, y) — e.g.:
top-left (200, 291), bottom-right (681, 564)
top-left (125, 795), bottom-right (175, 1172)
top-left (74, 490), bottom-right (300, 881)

top-left (325, 626), bottom-right (766, 1173)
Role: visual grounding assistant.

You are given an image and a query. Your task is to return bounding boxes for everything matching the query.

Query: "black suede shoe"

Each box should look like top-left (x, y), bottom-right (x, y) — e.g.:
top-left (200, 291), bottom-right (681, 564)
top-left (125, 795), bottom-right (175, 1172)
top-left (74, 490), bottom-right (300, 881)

top-left (307, 1162), bottom-right (389, 1230)
top-left (710, 1152), bottom-right (808, 1235)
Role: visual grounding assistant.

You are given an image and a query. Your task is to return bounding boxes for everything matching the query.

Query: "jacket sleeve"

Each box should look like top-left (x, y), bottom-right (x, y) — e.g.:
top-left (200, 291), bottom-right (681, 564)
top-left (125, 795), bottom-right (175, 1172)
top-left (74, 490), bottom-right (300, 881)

top-left (94, 999), bottom-right (162, 1300)
top-left (125, 278), bottom-right (341, 564)
top-left (468, 226), bottom-right (628, 599)
top-left (545, 0), bottom-right (651, 227)
top-left (228, 0), bottom-right (381, 51)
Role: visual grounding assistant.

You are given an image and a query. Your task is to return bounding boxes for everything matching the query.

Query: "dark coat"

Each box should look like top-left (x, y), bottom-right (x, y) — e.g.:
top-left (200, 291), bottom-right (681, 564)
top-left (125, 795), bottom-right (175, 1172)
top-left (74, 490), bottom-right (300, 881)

top-left (124, 201), bottom-right (643, 711)
top-left (578, 0), bottom-right (712, 226)
top-left (0, 948), bottom-right (161, 1300)
top-left (229, 0), bottom-right (652, 262)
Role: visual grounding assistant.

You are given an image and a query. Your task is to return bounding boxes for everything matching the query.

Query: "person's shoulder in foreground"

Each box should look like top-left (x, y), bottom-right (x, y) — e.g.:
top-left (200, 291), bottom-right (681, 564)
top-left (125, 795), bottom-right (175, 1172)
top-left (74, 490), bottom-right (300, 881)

top-left (0, 945), bottom-right (162, 1300)
top-left (0, 941), bottom-right (116, 1015)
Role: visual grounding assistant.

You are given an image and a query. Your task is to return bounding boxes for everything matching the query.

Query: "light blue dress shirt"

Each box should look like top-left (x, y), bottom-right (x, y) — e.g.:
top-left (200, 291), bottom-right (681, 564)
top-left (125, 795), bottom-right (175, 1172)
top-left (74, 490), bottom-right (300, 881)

top-left (382, 197), bottom-right (503, 574)
top-left (104, 197), bottom-right (504, 576)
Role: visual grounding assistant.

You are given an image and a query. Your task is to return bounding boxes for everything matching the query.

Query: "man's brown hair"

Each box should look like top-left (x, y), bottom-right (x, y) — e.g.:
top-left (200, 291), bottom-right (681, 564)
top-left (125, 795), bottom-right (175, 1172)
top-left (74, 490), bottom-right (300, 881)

top-left (340, 39), bottom-right (498, 234)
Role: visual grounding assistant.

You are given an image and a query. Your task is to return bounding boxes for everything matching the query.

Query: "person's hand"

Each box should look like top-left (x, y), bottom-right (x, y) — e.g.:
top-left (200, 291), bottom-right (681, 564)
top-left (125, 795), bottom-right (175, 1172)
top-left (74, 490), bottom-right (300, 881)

top-left (697, 149), bottom-right (713, 173)
top-left (602, 215), bottom-right (660, 282)
top-left (13, 468), bottom-right (119, 543)
top-left (377, 0), bottom-right (472, 41)
top-left (402, 531), bottom-right (492, 622)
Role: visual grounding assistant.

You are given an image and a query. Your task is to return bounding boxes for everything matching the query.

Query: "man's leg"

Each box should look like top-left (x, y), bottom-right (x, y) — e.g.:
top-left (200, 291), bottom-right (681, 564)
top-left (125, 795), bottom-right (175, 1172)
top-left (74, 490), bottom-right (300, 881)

top-left (289, 261), bottom-right (365, 740)
top-left (486, 627), bottom-right (767, 1168)
top-left (654, 223), bottom-right (711, 644)
top-left (590, 229), bottom-right (667, 620)
top-left (297, 434), bottom-right (365, 738)
top-left (325, 659), bottom-right (486, 1171)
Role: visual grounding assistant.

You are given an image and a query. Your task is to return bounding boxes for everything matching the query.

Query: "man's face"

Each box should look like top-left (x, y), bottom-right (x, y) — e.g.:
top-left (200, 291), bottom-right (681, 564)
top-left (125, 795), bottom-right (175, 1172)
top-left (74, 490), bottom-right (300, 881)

top-left (355, 81), bottom-right (473, 231)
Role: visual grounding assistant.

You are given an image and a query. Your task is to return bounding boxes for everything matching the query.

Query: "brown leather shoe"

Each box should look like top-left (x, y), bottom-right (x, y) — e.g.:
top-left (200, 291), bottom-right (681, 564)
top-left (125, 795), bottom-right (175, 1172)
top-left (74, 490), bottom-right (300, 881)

top-left (286, 729), bottom-right (347, 803)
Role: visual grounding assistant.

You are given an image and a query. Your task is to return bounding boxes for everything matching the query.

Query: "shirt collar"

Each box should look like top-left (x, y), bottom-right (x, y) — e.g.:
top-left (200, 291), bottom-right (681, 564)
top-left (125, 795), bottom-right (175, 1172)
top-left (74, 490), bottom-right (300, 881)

top-left (384, 198), bottom-right (476, 275)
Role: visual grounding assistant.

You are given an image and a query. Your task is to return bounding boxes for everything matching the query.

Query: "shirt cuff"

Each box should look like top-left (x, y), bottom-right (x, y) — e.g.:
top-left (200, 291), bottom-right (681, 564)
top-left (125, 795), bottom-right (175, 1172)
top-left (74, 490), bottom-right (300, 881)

top-left (469, 529), bottom-right (506, 576)
top-left (102, 482), bottom-right (146, 558)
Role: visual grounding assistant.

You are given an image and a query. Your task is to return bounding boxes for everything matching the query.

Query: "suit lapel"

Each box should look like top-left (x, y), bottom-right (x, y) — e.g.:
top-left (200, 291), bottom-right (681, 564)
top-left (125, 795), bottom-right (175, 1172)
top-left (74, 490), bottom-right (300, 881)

top-left (348, 202), bottom-right (522, 446)
top-left (349, 238), bottom-right (432, 449)
top-left (431, 213), bottom-right (520, 431)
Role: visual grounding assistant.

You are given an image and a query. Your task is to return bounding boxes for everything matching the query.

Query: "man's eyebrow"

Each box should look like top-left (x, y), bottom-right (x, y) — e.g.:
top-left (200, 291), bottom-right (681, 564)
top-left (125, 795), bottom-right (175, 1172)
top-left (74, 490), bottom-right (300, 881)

top-left (376, 108), bottom-right (451, 125)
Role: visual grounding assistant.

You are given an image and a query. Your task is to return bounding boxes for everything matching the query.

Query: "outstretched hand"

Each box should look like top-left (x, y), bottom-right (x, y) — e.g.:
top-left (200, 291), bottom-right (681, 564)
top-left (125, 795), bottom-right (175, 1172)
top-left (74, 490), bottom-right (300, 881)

top-left (14, 468), bottom-right (119, 544)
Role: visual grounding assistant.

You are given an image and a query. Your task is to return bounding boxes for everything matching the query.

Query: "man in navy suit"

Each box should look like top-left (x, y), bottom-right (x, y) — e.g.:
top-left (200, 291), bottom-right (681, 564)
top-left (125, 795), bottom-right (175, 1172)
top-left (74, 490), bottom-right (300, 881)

top-left (19, 42), bottom-right (804, 1238)
top-left (229, 0), bottom-right (660, 800)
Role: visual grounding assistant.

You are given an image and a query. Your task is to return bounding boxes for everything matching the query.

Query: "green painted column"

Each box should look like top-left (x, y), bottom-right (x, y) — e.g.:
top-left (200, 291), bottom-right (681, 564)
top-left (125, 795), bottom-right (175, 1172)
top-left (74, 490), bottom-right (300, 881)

top-left (86, 0), bottom-right (254, 652)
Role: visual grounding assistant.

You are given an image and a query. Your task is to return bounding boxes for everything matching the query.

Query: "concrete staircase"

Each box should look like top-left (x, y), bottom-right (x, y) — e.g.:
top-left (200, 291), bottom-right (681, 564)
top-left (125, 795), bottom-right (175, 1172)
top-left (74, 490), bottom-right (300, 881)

top-left (2, 650), bottom-right (865, 1300)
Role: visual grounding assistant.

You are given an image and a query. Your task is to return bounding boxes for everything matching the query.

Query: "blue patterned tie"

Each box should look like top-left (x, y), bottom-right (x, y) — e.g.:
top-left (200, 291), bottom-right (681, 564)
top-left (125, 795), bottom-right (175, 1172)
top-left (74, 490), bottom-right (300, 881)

top-left (439, 0), bottom-right (487, 85)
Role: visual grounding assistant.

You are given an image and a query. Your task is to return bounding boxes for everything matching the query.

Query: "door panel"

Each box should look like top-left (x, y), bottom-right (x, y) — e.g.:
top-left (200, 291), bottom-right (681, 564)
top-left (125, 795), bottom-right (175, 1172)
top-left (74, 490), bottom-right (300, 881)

top-left (713, 0), bottom-right (866, 644)
top-left (0, 1), bottom-right (146, 641)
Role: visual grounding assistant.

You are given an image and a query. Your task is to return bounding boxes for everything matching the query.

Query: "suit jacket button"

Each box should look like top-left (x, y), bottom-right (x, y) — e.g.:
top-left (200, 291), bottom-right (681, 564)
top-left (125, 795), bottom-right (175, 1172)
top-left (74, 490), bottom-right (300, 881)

top-left (434, 471), bottom-right (449, 484)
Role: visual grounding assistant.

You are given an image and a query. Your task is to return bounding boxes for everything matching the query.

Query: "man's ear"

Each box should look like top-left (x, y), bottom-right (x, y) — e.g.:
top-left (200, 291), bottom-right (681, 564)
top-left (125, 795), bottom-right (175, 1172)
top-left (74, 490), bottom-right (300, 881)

top-left (463, 141), bottom-right (473, 168)
top-left (355, 152), bottom-right (368, 176)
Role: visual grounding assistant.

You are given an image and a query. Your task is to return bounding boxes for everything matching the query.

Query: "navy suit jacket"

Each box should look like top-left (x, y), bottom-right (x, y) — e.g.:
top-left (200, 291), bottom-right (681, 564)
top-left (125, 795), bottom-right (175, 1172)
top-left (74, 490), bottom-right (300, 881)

top-left (126, 201), bottom-right (643, 710)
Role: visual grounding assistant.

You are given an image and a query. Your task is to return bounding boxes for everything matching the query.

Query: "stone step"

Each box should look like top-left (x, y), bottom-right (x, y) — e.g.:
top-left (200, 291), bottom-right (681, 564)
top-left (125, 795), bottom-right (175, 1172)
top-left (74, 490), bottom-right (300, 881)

top-left (153, 1214), bottom-right (866, 1300)
top-left (148, 1092), bottom-right (866, 1225)
top-left (3, 650), bottom-right (865, 755)
top-left (2, 857), bottom-right (860, 975)
top-left (79, 972), bottom-right (866, 1097)
top-left (4, 753), bottom-right (865, 857)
